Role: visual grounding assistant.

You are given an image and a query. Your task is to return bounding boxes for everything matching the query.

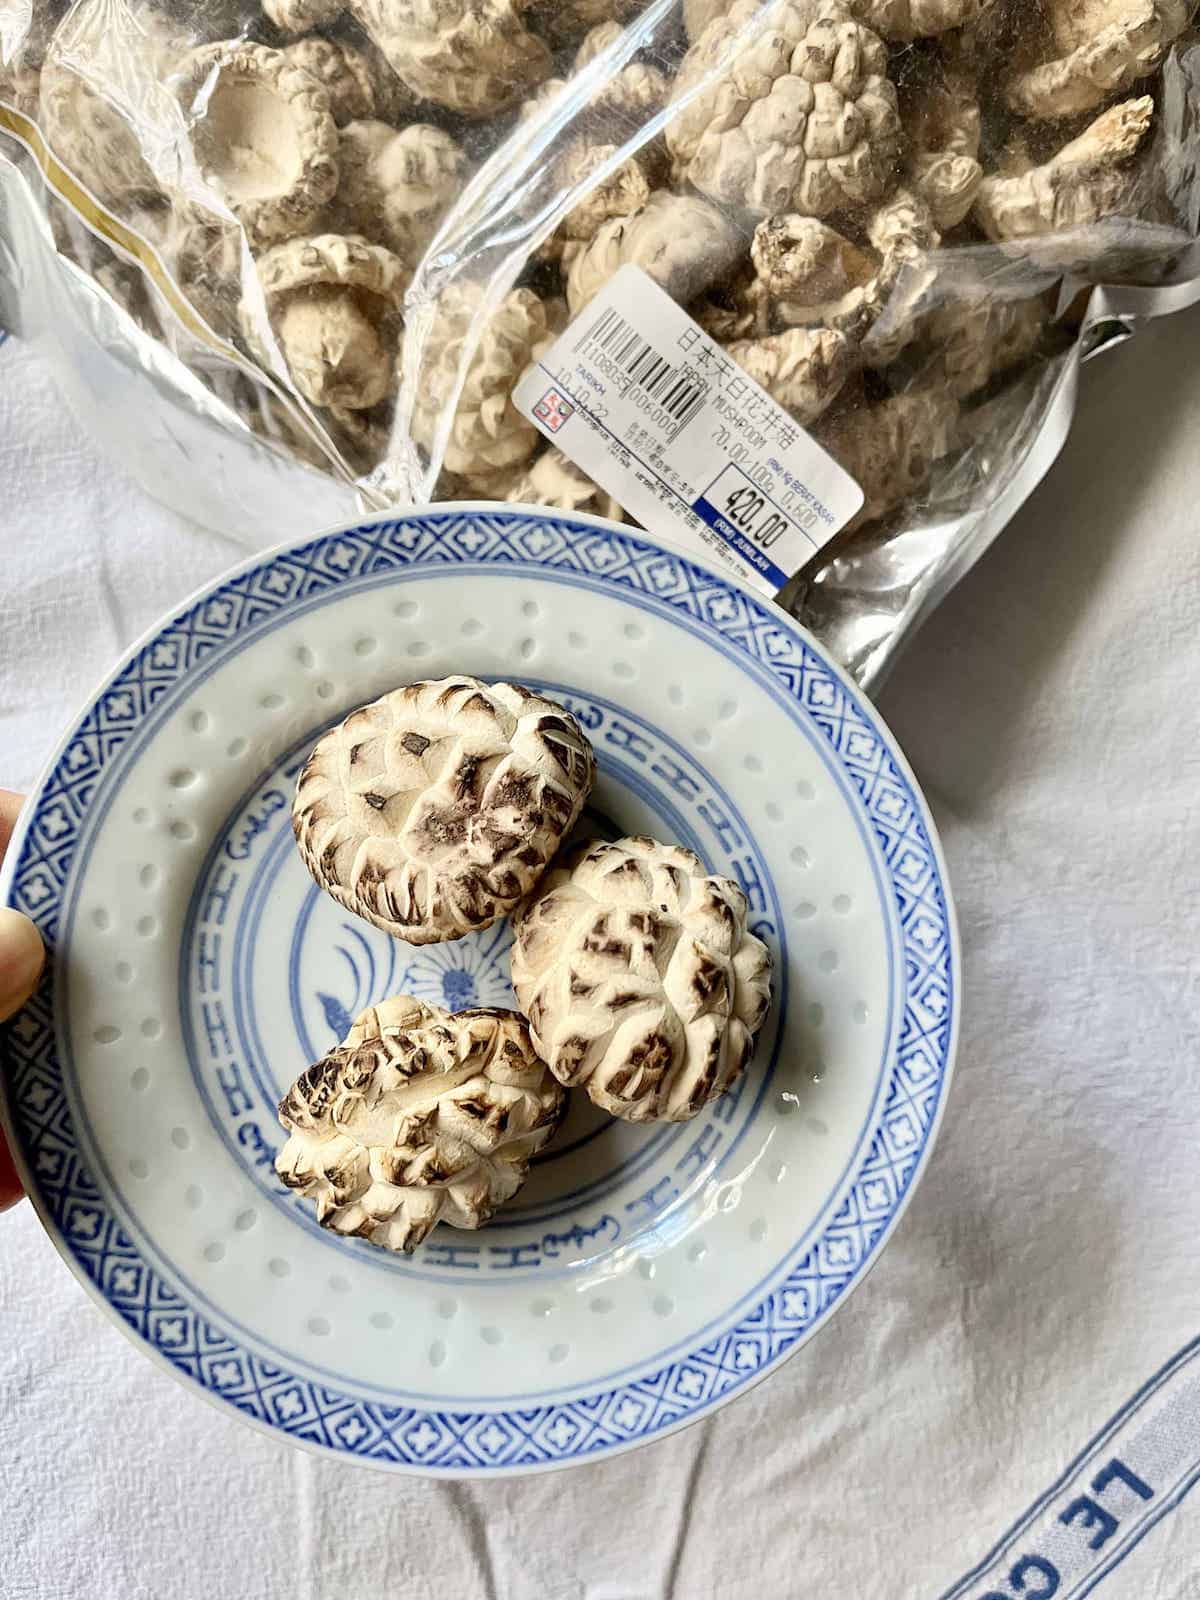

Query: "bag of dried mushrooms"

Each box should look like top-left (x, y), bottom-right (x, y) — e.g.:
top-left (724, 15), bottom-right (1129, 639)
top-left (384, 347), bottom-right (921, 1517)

top-left (2, 0), bottom-right (1199, 686)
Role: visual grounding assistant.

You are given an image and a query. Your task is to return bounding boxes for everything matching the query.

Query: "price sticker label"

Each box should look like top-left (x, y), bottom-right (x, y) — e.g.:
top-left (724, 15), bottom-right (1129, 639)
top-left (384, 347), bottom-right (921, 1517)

top-left (513, 266), bottom-right (863, 598)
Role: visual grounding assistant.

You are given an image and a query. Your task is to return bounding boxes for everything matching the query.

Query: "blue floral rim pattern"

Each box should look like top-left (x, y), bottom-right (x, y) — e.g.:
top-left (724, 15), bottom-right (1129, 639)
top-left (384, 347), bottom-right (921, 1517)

top-left (0, 510), bottom-right (958, 1473)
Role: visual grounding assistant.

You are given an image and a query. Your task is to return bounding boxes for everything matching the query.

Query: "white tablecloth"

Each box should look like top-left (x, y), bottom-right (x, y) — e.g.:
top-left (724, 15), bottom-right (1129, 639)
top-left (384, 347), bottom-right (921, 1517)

top-left (3, 318), bottom-right (1200, 1599)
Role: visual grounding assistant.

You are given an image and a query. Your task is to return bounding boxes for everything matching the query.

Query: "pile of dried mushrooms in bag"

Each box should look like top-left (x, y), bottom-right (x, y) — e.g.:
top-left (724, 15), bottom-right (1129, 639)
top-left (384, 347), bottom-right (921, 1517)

top-left (2, 0), bottom-right (1197, 536)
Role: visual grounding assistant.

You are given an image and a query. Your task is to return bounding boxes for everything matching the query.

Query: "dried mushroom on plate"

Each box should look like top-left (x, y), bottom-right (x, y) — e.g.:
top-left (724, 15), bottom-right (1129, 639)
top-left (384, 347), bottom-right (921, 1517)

top-left (512, 836), bottom-right (773, 1123)
top-left (292, 675), bottom-right (596, 943)
top-left (276, 995), bottom-right (565, 1252)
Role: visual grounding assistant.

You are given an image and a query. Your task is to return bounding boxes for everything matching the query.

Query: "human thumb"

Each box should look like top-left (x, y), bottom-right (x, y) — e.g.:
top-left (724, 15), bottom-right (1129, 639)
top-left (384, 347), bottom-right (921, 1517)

top-left (1, 791), bottom-right (45, 1210)
top-left (0, 912), bottom-right (41, 1209)
top-left (0, 907), bottom-right (44, 1021)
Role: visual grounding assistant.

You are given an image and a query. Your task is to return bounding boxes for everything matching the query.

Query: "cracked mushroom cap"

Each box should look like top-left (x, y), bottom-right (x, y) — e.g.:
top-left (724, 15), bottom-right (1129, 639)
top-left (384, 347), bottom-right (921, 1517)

top-left (40, 56), bottom-right (165, 211)
top-left (176, 41), bottom-right (339, 247)
top-left (511, 836), bottom-right (773, 1123)
top-left (350, 0), bottom-right (553, 117)
top-left (410, 284), bottom-right (564, 483)
top-left (494, 446), bottom-right (627, 521)
top-left (564, 190), bottom-right (745, 315)
top-left (1006, 0), bottom-right (1189, 121)
top-left (552, 145), bottom-right (654, 249)
top-left (326, 119), bottom-right (467, 266)
top-left (276, 996), bottom-right (565, 1253)
top-left (282, 35), bottom-right (380, 124)
top-left (264, 0), bottom-right (345, 32)
top-left (726, 326), bottom-right (854, 423)
top-left (846, 0), bottom-right (993, 39)
top-left (255, 232), bottom-right (407, 409)
top-left (293, 676), bottom-right (597, 942)
top-left (666, 0), bottom-right (902, 222)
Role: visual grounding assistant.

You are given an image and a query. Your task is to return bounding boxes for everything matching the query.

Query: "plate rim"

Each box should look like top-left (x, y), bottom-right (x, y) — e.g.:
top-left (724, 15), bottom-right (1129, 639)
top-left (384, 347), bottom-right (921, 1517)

top-left (0, 502), bottom-right (961, 1476)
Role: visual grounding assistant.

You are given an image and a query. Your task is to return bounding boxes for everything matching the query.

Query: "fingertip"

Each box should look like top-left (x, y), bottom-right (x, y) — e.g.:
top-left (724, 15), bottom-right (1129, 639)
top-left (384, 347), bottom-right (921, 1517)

top-left (0, 908), bottom-right (45, 1021)
top-left (0, 1127), bottom-right (22, 1212)
top-left (0, 790), bottom-right (23, 856)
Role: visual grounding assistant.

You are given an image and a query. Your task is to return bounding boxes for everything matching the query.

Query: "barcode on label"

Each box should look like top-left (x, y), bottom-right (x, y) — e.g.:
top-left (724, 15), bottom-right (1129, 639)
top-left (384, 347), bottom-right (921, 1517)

top-left (583, 306), bottom-right (707, 430)
top-left (513, 265), bottom-right (866, 599)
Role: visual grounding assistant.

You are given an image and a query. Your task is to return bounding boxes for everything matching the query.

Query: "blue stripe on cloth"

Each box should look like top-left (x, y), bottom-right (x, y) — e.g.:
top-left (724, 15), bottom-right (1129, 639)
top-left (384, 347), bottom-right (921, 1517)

top-left (943, 1333), bottom-right (1200, 1599)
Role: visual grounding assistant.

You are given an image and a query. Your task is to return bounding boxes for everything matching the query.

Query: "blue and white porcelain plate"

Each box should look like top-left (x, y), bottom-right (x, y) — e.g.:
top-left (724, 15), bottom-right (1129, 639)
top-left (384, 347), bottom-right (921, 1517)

top-left (0, 507), bottom-right (958, 1474)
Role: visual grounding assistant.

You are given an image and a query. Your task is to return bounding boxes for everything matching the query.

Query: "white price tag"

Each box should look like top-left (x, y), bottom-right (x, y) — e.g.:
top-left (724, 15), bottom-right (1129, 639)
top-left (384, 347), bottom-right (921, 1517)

top-left (513, 266), bottom-right (863, 597)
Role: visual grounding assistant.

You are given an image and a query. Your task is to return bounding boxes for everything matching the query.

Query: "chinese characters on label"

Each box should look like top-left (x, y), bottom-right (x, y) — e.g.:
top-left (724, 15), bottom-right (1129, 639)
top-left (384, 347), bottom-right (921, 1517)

top-left (513, 267), bottom-right (863, 599)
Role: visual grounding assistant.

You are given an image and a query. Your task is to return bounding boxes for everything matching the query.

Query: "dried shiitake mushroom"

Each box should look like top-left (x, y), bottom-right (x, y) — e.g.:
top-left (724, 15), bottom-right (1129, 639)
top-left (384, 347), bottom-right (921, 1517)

top-left (847, 0), bottom-right (994, 40)
top-left (281, 35), bottom-right (382, 125)
top-left (1006, 0), bottom-right (1190, 121)
top-left (974, 95), bottom-right (1155, 240)
top-left (815, 382), bottom-right (960, 526)
top-left (41, 68), bottom-right (157, 210)
top-left (176, 41), bottom-right (339, 247)
top-left (666, 0), bottom-right (903, 221)
top-left (276, 995), bottom-right (565, 1252)
top-left (726, 325), bottom-right (855, 422)
top-left (564, 190), bottom-right (745, 314)
top-left (352, 0), bottom-right (553, 117)
top-left (254, 231), bottom-right (407, 409)
top-left (899, 39), bottom-right (983, 228)
top-left (293, 675), bottom-right (596, 942)
top-left (512, 836), bottom-right (773, 1123)
top-left (483, 446), bottom-right (627, 519)
top-left (324, 119), bottom-right (466, 264)
top-left (410, 284), bottom-right (565, 483)
top-left (723, 188), bottom-right (939, 353)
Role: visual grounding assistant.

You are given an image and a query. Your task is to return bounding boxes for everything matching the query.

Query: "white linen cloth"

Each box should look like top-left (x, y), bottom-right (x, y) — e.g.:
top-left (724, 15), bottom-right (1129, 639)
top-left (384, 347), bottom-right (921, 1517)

top-left (2, 316), bottom-right (1200, 1600)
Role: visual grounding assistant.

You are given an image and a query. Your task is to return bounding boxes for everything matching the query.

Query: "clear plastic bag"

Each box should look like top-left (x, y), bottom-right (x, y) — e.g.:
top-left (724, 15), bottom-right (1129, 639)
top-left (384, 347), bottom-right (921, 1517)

top-left (3, 0), bottom-right (1200, 686)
